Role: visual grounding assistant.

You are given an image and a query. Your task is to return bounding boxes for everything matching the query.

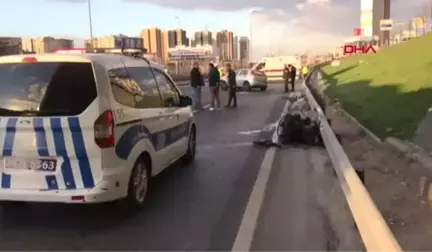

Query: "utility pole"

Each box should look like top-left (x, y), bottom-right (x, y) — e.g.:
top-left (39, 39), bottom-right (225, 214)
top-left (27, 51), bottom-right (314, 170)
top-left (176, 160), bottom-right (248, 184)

top-left (88, 0), bottom-right (94, 48)
top-left (175, 16), bottom-right (180, 74)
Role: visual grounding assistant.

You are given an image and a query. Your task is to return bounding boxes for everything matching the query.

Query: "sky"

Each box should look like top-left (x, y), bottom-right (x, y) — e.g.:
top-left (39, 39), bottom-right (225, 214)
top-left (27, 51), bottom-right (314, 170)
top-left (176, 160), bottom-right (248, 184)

top-left (0, 0), bottom-right (428, 60)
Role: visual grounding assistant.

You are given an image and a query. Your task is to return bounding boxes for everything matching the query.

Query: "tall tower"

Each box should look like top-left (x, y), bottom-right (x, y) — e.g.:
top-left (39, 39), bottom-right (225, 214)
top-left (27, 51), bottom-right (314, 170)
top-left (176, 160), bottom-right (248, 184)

top-left (373, 0), bottom-right (391, 44)
top-left (140, 28), bottom-right (162, 56)
top-left (216, 30), bottom-right (234, 60)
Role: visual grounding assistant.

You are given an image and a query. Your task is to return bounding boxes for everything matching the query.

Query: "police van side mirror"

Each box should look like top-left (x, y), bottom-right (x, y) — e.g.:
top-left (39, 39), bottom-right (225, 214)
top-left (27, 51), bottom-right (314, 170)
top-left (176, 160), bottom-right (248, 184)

top-left (179, 95), bottom-right (193, 107)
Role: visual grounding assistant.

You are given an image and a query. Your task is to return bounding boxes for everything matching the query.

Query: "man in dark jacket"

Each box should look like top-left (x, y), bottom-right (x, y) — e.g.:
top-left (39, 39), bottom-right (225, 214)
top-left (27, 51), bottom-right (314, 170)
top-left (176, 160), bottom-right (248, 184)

top-left (208, 63), bottom-right (221, 111)
top-left (190, 62), bottom-right (204, 110)
top-left (288, 64), bottom-right (297, 91)
top-left (225, 63), bottom-right (237, 108)
top-left (282, 64), bottom-right (290, 93)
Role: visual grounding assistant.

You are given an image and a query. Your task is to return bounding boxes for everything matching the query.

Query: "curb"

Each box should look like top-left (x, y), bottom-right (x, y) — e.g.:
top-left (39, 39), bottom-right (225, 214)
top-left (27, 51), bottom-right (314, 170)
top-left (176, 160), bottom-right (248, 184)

top-left (337, 106), bottom-right (383, 146)
top-left (384, 137), bottom-right (432, 173)
top-left (313, 72), bottom-right (382, 146)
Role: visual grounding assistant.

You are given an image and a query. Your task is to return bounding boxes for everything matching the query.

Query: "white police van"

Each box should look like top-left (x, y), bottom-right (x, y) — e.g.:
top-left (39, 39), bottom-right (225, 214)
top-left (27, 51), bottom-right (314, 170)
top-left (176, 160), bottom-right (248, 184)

top-left (0, 51), bottom-right (196, 209)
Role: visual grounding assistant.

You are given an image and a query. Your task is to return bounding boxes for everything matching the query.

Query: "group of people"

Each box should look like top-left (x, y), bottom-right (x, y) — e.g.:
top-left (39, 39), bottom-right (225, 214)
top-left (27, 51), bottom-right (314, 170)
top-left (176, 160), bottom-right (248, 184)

top-left (190, 62), bottom-right (237, 111)
top-left (282, 64), bottom-right (309, 93)
top-left (190, 62), bottom-right (310, 111)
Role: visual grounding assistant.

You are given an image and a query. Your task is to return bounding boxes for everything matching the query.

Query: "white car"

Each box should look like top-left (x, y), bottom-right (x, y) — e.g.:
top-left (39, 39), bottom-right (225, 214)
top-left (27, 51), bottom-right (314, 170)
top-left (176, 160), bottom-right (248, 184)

top-left (220, 69), bottom-right (268, 92)
top-left (0, 51), bottom-right (196, 209)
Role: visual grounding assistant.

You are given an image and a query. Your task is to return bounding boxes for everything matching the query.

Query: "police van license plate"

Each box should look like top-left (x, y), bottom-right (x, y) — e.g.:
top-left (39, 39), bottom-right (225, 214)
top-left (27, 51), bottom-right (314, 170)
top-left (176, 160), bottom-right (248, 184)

top-left (4, 158), bottom-right (57, 171)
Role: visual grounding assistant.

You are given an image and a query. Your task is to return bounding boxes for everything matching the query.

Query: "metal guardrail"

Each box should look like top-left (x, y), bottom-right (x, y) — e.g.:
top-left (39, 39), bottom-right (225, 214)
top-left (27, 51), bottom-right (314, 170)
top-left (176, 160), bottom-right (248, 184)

top-left (302, 71), bottom-right (402, 252)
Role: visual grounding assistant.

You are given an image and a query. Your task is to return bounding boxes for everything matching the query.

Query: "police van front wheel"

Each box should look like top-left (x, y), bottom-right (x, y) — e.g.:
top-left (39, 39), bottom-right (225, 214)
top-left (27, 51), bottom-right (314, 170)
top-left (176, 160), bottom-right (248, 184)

top-left (181, 127), bottom-right (196, 164)
top-left (124, 157), bottom-right (150, 210)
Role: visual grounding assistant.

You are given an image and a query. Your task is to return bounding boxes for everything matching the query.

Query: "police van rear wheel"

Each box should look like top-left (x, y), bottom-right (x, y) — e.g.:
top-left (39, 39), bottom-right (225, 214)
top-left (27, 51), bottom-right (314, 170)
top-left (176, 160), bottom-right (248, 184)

top-left (125, 158), bottom-right (150, 210)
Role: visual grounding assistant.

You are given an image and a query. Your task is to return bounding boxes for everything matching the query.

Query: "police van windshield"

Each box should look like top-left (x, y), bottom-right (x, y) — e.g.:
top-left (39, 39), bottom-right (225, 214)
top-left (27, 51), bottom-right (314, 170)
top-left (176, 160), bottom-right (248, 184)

top-left (0, 62), bottom-right (97, 116)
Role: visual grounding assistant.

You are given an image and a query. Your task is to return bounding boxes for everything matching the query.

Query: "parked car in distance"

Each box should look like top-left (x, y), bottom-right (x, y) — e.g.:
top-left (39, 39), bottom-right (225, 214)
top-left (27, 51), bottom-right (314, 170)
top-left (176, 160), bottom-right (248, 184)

top-left (220, 69), bottom-right (267, 92)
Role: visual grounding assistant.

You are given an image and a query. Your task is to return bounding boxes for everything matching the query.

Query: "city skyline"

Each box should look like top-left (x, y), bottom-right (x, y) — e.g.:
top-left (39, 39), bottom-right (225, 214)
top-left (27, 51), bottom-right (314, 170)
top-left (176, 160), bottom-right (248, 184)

top-left (0, 0), bottom-right (423, 59)
top-left (0, 0), bottom-right (251, 44)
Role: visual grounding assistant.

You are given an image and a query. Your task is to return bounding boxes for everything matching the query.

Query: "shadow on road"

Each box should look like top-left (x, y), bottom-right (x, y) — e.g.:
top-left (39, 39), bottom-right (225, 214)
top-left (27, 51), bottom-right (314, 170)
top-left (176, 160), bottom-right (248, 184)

top-left (0, 160), bottom-right (198, 234)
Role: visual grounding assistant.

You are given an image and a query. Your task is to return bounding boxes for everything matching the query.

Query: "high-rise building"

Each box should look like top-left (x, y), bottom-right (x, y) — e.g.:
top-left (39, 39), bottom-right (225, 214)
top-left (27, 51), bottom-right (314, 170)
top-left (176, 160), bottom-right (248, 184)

top-left (233, 36), bottom-right (239, 60)
top-left (167, 29), bottom-right (188, 48)
top-left (161, 31), bottom-right (169, 62)
top-left (194, 30), bottom-right (212, 46)
top-left (85, 35), bottom-right (142, 49)
top-left (372, 0), bottom-right (391, 44)
top-left (176, 29), bottom-right (188, 47)
top-left (167, 30), bottom-right (177, 48)
top-left (360, 0), bottom-right (390, 42)
top-left (22, 37), bottom-right (73, 53)
top-left (216, 30), bottom-right (234, 60)
top-left (239, 36), bottom-right (250, 62)
top-left (140, 28), bottom-right (163, 56)
top-left (0, 37), bottom-right (22, 56)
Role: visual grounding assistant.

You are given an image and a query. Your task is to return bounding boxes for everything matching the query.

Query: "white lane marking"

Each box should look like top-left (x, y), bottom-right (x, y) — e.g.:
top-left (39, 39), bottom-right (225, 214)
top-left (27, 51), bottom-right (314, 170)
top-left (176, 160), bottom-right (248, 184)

top-left (238, 122), bottom-right (278, 135)
top-left (231, 99), bottom-right (290, 252)
top-left (198, 142), bottom-right (253, 150)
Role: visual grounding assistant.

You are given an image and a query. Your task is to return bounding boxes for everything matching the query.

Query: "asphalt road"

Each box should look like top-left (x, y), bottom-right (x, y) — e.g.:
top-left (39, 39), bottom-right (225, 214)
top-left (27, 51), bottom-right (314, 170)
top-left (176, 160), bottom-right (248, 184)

top-left (0, 84), bottom-right (286, 251)
top-left (0, 82), bottom-right (360, 251)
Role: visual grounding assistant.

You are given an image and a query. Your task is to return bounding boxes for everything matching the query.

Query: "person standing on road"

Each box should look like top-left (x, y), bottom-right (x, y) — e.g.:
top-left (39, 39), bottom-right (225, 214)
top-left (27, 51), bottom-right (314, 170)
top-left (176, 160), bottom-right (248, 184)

top-left (190, 62), bottom-right (204, 110)
top-left (301, 64), bottom-right (309, 80)
top-left (225, 63), bottom-right (237, 108)
top-left (283, 64), bottom-right (290, 93)
top-left (208, 63), bottom-right (221, 111)
top-left (288, 64), bottom-right (297, 92)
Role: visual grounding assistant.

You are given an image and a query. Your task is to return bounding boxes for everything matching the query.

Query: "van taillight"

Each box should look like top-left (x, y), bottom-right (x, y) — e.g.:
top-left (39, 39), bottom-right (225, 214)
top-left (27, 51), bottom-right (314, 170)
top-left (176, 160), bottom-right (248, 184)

top-left (94, 110), bottom-right (114, 148)
top-left (22, 57), bottom-right (37, 63)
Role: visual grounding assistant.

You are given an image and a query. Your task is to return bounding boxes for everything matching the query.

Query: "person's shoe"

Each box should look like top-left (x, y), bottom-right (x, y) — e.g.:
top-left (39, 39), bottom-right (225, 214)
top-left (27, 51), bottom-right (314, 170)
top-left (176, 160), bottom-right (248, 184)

top-left (209, 107), bottom-right (215, 111)
top-left (216, 107), bottom-right (221, 111)
top-left (225, 105), bottom-right (231, 108)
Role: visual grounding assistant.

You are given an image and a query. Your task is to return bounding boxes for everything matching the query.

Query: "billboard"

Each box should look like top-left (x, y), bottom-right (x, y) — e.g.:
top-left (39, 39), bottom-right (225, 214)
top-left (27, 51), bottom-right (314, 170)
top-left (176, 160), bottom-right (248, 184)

top-left (168, 46), bottom-right (216, 60)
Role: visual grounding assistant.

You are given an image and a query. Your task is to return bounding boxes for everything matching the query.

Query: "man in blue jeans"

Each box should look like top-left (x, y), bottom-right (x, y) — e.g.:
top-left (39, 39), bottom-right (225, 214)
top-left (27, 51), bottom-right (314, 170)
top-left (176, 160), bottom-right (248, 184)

top-left (190, 62), bottom-right (204, 110)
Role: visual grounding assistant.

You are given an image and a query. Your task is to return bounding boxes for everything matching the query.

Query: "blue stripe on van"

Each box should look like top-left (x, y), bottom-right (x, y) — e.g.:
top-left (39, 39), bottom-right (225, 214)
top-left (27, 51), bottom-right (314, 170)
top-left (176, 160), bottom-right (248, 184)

top-left (33, 118), bottom-right (60, 190)
top-left (3, 118), bottom-right (18, 156)
top-left (33, 118), bottom-right (49, 156)
top-left (1, 173), bottom-right (11, 188)
top-left (50, 118), bottom-right (76, 190)
top-left (1, 118), bottom-right (17, 189)
top-left (115, 119), bottom-right (192, 160)
top-left (68, 117), bottom-right (94, 188)
top-left (45, 175), bottom-right (58, 190)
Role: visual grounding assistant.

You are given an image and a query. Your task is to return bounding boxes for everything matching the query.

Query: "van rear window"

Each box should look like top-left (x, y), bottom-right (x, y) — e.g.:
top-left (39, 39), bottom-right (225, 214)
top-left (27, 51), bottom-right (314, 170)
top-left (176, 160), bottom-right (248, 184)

top-left (0, 62), bottom-right (97, 116)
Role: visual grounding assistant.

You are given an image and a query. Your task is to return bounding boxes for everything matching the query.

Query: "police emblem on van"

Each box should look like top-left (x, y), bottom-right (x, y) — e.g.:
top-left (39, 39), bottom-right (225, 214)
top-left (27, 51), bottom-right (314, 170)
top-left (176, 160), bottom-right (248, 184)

top-left (19, 119), bottom-right (31, 125)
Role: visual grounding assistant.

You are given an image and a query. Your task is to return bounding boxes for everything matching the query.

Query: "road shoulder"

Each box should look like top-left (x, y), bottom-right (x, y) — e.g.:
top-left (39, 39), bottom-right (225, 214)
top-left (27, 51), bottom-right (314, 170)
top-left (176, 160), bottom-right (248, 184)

top-left (250, 146), bottom-right (363, 251)
top-left (328, 102), bottom-right (432, 251)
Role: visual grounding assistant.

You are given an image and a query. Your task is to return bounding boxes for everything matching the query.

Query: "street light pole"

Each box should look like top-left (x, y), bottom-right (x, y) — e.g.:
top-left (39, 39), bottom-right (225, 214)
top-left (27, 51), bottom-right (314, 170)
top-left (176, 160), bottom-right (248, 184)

top-left (174, 16), bottom-right (180, 74)
top-left (175, 16), bottom-right (180, 29)
top-left (88, 0), bottom-right (94, 48)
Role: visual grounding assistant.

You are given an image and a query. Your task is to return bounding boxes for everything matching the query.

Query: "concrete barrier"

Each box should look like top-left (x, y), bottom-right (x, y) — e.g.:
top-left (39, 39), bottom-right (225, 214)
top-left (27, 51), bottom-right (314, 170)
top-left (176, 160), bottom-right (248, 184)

top-left (303, 71), bottom-right (402, 252)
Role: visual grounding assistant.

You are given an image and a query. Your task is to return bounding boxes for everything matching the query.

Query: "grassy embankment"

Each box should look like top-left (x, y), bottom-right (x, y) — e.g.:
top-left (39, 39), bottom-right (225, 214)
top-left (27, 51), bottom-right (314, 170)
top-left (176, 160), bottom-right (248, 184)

top-left (320, 33), bottom-right (432, 139)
